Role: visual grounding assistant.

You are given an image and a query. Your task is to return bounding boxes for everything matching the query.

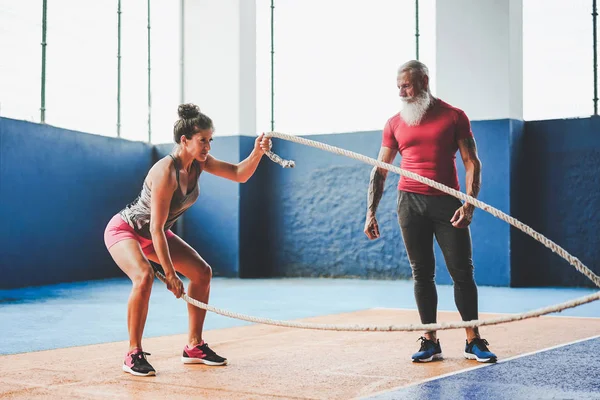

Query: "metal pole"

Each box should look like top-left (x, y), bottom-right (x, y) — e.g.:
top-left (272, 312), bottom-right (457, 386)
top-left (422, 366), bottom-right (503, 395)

top-left (178, 0), bottom-right (186, 239)
top-left (40, 0), bottom-right (48, 123)
top-left (117, 0), bottom-right (122, 137)
top-left (415, 0), bottom-right (420, 60)
top-left (270, 0), bottom-right (275, 131)
top-left (180, 0), bottom-right (185, 104)
top-left (593, 0), bottom-right (598, 116)
top-left (147, 0), bottom-right (152, 142)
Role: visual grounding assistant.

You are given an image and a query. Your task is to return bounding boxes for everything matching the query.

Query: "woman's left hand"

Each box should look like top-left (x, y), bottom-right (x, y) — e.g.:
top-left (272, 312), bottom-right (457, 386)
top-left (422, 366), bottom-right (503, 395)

top-left (255, 133), bottom-right (272, 155)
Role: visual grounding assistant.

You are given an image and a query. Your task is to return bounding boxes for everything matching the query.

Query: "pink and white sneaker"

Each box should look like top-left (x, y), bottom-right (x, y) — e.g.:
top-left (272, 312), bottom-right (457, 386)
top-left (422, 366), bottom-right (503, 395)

top-left (182, 341), bottom-right (228, 366)
top-left (123, 348), bottom-right (156, 376)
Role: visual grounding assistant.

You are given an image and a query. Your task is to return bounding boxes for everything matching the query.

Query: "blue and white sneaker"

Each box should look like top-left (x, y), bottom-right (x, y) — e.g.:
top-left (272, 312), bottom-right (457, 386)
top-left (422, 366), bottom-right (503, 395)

top-left (412, 336), bottom-right (443, 362)
top-left (464, 338), bottom-right (497, 363)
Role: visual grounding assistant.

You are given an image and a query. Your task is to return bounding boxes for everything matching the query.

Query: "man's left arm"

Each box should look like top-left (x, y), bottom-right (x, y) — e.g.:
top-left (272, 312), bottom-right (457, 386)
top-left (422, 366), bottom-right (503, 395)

top-left (451, 136), bottom-right (482, 228)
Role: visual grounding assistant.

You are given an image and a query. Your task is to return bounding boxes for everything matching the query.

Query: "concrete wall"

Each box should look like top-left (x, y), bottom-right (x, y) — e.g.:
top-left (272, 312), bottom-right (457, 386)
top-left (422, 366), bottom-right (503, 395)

top-left (436, 0), bottom-right (523, 121)
top-left (263, 131), bottom-right (411, 280)
top-left (183, 0), bottom-right (256, 136)
top-left (260, 121), bottom-right (517, 287)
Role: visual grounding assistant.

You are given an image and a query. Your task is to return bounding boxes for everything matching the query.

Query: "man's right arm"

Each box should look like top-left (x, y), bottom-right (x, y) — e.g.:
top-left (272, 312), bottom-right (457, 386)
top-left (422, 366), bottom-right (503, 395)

top-left (364, 146), bottom-right (398, 239)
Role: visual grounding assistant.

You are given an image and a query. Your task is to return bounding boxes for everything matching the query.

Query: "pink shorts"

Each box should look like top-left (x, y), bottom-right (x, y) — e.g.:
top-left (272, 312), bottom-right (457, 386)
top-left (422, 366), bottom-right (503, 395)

top-left (104, 213), bottom-right (176, 256)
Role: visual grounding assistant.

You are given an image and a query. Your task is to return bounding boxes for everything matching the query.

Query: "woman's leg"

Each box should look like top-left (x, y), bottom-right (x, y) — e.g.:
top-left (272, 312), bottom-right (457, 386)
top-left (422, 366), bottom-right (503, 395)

top-left (147, 234), bottom-right (227, 365)
top-left (107, 238), bottom-right (157, 375)
top-left (108, 239), bottom-right (155, 351)
top-left (147, 234), bottom-right (211, 345)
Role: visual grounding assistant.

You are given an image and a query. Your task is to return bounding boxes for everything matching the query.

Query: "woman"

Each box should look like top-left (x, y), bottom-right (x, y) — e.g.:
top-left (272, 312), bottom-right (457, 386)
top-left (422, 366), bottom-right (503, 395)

top-left (104, 103), bottom-right (271, 376)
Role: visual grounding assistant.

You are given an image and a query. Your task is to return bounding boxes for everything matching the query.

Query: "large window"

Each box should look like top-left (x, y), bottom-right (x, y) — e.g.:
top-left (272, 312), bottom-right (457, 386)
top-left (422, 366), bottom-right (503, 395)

top-left (2, 1), bottom-right (594, 142)
top-left (0, 1), bottom-right (43, 123)
top-left (44, 1), bottom-right (116, 137)
top-left (0, 1), bottom-right (434, 140)
top-left (0, 0), bottom-right (179, 143)
top-left (256, 0), bottom-right (436, 135)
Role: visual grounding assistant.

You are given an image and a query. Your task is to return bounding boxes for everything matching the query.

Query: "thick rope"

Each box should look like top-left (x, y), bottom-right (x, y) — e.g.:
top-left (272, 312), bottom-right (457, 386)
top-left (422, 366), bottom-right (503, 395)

top-left (154, 270), bottom-right (600, 332)
top-left (153, 131), bottom-right (599, 332)
top-left (264, 131), bottom-right (600, 289)
top-left (265, 150), bottom-right (295, 168)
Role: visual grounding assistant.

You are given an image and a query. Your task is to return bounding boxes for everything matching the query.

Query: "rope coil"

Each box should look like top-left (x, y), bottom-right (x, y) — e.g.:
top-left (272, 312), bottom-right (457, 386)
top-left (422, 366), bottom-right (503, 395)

top-left (154, 131), bottom-right (599, 332)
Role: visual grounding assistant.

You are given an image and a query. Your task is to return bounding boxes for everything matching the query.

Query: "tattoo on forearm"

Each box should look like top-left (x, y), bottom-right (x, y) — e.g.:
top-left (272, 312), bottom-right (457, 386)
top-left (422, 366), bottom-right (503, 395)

top-left (367, 167), bottom-right (386, 214)
top-left (462, 137), bottom-right (481, 199)
top-left (470, 164), bottom-right (481, 198)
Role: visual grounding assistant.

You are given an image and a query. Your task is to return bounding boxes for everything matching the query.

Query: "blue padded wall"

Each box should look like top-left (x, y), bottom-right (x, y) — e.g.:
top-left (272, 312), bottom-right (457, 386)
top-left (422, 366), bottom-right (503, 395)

top-left (0, 118), bottom-right (152, 289)
top-left (2, 115), bottom-right (597, 289)
top-left (512, 117), bottom-right (600, 287)
top-left (238, 136), bottom-right (272, 278)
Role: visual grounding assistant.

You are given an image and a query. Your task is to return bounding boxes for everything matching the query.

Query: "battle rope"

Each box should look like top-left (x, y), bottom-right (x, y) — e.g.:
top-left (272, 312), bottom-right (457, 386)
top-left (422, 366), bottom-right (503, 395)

top-left (153, 270), bottom-right (600, 331)
top-left (153, 131), bottom-right (599, 331)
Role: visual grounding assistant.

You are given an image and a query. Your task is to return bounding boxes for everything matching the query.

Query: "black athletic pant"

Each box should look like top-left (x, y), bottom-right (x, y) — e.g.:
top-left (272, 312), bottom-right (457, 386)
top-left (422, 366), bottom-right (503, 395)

top-left (397, 190), bottom-right (478, 325)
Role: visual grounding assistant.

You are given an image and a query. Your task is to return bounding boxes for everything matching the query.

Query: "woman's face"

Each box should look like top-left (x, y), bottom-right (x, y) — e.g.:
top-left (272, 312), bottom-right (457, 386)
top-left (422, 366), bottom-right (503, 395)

top-left (183, 128), bottom-right (213, 162)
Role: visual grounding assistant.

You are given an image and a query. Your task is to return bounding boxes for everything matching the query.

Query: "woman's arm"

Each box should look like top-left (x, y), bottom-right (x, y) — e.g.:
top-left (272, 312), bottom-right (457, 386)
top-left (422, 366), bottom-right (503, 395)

top-left (148, 159), bottom-right (184, 297)
top-left (203, 133), bottom-right (271, 183)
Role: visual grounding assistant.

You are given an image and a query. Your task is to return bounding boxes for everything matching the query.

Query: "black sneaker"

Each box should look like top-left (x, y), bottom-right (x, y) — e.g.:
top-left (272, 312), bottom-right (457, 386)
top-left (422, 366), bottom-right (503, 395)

top-left (464, 338), bottom-right (497, 363)
top-left (123, 348), bottom-right (156, 376)
top-left (182, 341), bottom-right (228, 366)
top-left (412, 336), bottom-right (443, 362)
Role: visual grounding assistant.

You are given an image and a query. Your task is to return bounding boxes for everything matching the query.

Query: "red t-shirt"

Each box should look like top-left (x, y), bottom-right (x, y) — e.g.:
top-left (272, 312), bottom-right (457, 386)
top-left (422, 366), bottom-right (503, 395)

top-left (382, 99), bottom-right (473, 195)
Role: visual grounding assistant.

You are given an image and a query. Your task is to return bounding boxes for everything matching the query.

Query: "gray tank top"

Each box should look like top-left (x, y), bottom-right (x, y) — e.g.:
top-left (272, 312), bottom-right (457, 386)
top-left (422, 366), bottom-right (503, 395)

top-left (120, 155), bottom-right (201, 239)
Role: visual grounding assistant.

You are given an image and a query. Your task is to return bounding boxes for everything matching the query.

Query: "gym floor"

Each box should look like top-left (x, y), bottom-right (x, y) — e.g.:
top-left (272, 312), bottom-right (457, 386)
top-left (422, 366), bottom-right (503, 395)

top-left (1, 277), bottom-right (599, 399)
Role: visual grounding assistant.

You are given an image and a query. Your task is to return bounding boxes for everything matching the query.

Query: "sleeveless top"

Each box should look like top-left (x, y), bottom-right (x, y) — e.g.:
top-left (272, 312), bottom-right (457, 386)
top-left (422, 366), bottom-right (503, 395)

top-left (120, 155), bottom-right (201, 239)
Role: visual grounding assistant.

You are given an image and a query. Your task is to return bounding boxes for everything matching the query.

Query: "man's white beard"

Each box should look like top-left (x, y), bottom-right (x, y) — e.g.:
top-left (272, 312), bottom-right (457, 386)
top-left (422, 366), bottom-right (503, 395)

top-left (399, 92), bottom-right (432, 126)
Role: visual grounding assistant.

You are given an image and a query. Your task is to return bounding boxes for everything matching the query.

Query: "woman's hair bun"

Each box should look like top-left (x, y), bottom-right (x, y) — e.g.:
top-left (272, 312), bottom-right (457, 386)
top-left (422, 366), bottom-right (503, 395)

top-left (178, 103), bottom-right (201, 119)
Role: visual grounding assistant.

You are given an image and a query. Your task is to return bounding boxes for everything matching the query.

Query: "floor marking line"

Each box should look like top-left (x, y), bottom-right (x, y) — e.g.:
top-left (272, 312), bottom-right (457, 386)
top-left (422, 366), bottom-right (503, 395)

top-left (361, 334), bottom-right (600, 399)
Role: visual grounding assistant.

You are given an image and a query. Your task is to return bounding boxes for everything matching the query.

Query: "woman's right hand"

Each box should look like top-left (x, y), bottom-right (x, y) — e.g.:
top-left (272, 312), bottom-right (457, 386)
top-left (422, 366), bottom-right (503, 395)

top-left (165, 273), bottom-right (185, 298)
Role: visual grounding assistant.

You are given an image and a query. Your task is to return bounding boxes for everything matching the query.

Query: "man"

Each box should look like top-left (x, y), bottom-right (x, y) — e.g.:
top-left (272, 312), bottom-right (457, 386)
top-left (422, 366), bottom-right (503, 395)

top-left (364, 60), bottom-right (497, 363)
